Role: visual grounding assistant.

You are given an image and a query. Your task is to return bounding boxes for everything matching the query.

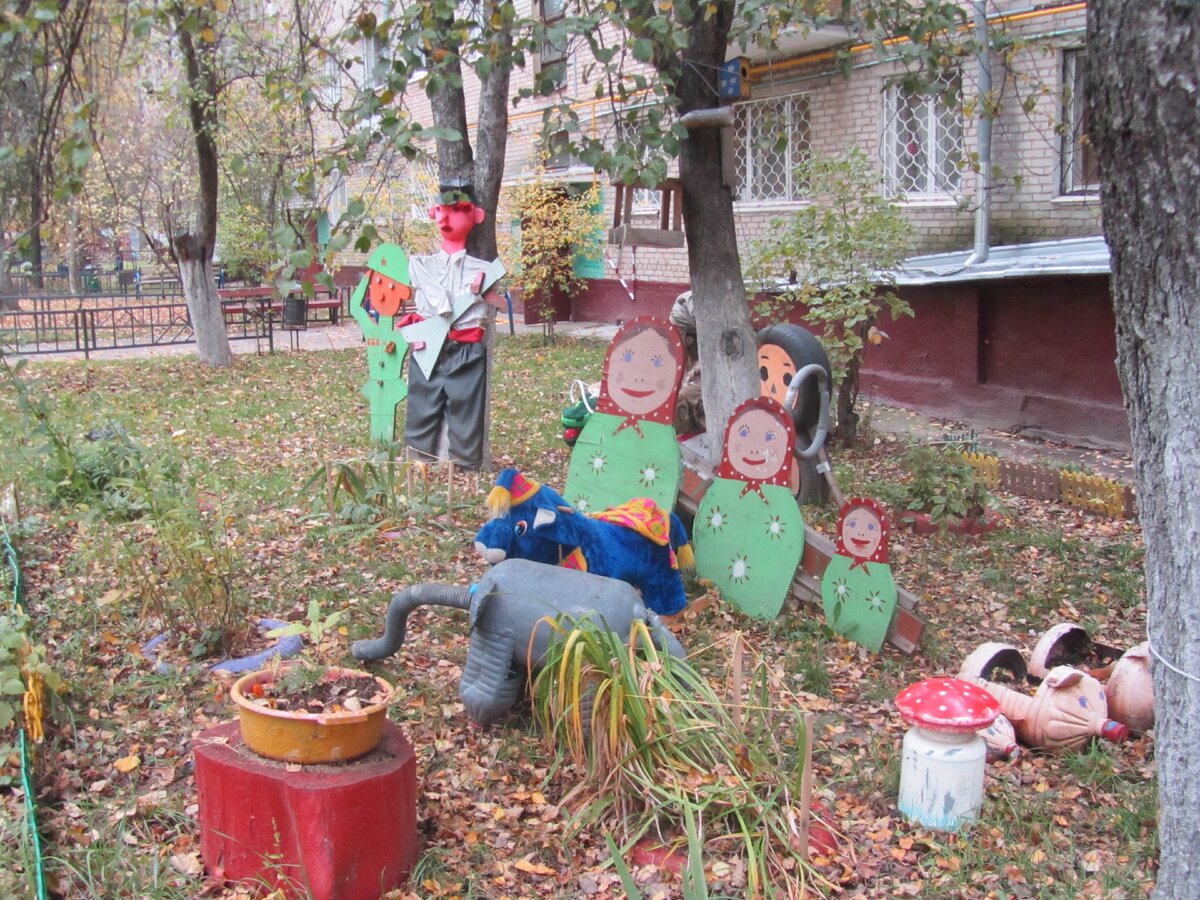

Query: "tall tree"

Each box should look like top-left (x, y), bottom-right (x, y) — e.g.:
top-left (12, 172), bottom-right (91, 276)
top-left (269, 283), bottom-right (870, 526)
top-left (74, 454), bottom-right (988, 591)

top-left (1088, 3), bottom-right (1199, 895)
top-left (167, 0), bottom-right (230, 366)
top-left (0, 0), bottom-right (99, 285)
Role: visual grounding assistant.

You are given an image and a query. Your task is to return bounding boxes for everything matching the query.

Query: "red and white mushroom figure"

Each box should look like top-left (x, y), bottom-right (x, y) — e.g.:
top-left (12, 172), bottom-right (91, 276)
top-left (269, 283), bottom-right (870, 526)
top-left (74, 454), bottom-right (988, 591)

top-left (895, 678), bottom-right (1000, 831)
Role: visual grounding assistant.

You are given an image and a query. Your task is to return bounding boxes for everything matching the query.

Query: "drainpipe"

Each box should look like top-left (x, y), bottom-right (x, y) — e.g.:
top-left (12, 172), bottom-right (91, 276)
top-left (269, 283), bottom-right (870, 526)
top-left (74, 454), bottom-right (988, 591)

top-left (965, 0), bottom-right (991, 267)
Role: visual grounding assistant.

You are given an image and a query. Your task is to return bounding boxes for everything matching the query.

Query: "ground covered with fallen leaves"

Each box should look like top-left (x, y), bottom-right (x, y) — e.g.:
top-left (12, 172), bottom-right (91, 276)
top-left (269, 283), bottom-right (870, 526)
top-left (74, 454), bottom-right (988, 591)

top-left (0, 335), bottom-right (1156, 898)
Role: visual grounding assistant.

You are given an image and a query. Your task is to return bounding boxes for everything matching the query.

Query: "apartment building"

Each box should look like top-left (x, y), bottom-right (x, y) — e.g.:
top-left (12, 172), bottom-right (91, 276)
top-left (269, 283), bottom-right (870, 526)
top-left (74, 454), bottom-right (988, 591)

top-left (334, 1), bottom-right (1123, 446)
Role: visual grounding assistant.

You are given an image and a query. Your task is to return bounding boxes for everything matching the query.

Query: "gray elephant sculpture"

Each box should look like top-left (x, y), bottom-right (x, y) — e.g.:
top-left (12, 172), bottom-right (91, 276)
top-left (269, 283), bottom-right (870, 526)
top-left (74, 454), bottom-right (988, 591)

top-left (352, 558), bottom-right (685, 727)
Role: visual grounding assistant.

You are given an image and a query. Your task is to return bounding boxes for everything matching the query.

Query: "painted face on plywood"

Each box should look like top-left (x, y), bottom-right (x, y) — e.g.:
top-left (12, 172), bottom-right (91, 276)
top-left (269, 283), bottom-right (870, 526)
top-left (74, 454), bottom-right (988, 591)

top-left (758, 342), bottom-right (797, 407)
top-left (834, 497), bottom-right (890, 565)
top-left (598, 319), bottom-right (685, 422)
top-left (726, 407), bottom-right (789, 482)
top-left (368, 264), bottom-right (409, 317)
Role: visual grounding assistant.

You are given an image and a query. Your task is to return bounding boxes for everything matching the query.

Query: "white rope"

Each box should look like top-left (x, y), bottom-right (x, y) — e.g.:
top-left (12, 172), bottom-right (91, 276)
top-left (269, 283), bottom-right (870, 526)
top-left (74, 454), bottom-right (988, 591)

top-left (1147, 640), bottom-right (1200, 684)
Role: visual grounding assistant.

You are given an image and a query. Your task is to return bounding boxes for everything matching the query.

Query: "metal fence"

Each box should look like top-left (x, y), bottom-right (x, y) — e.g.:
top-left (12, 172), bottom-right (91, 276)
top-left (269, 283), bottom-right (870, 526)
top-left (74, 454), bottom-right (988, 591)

top-left (2, 270), bottom-right (182, 298)
top-left (0, 292), bottom-right (272, 358)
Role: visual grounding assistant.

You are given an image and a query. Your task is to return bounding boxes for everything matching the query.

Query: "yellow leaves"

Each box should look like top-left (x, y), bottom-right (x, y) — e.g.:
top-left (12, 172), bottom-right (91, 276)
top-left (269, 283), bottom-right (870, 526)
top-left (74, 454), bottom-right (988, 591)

top-left (96, 588), bottom-right (125, 606)
top-left (200, 27), bottom-right (216, 44)
top-left (513, 856), bottom-right (556, 876)
top-left (114, 753), bottom-right (141, 773)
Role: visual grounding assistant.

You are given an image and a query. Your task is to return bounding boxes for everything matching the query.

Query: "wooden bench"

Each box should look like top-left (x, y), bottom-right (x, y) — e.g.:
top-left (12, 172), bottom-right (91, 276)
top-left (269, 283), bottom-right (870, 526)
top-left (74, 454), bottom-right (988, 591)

top-left (219, 288), bottom-right (343, 325)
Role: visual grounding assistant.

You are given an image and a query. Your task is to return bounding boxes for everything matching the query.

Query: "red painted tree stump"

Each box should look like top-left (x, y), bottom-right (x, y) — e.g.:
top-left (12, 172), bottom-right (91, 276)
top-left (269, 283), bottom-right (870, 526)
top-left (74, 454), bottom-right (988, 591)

top-left (194, 719), bottom-right (418, 900)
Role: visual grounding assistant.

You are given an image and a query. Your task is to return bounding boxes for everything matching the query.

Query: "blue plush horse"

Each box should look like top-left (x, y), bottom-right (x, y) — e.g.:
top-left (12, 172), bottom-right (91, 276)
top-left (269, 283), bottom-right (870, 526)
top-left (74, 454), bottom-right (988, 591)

top-left (474, 468), bottom-right (692, 616)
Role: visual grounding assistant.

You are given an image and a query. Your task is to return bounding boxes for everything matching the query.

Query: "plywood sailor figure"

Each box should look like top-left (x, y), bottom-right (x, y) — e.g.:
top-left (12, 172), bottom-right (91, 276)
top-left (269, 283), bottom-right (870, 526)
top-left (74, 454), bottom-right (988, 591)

top-left (348, 244), bottom-right (412, 443)
top-left (398, 180), bottom-right (506, 470)
top-left (692, 397), bottom-right (805, 619)
top-left (564, 316), bottom-right (686, 514)
top-left (821, 497), bottom-right (898, 652)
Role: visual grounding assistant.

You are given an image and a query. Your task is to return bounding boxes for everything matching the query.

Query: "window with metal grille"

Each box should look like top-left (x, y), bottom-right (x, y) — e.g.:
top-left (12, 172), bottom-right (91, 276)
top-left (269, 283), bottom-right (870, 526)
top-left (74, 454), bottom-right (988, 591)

top-left (1061, 49), bottom-right (1099, 195)
top-left (732, 92), bottom-right (812, 202)
top-left (881, 76), bottom-right (964, 199)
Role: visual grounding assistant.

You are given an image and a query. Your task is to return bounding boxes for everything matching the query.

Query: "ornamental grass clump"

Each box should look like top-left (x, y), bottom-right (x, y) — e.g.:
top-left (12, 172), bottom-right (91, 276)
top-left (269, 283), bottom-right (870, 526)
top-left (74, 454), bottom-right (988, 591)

top-left (531, 619), bottom-right (827, 898)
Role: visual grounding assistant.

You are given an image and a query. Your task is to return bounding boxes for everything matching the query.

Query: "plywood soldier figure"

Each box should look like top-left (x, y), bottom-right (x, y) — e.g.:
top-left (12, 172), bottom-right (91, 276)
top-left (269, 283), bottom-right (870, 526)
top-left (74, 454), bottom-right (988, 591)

top-left (398, 180), bottom-right (505, 471)
top-left (348, 244), bottom-right (412, 443)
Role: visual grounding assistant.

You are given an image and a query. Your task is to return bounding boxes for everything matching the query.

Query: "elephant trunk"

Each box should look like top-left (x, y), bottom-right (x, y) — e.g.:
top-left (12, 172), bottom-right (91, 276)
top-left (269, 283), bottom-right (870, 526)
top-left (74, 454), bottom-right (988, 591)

top-left (460, 628), bottom-right (524, 728)
top-left (352, 582), bottom-right (473, 661)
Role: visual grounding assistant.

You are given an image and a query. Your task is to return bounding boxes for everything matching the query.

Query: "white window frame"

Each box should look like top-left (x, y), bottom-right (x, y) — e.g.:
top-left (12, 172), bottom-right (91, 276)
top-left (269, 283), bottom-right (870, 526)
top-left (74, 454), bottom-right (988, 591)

top-left (322, 55), bottom-right (342, 106)
top-left (881, 76), bottom-right (964, 201)
top-left (1061, 48), bottom-right (1099, 196)
top-left (732, 91), bottom-right (812, 203)
top-left (362, 34), bottom-right (383, 91)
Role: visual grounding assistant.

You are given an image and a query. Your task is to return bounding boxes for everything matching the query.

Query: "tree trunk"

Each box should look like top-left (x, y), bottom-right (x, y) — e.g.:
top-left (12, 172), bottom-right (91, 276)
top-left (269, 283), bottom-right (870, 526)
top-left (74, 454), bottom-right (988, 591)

top-left (29, 164), bottom-right (44, 289)
top-left (1087, 5), bottom-right (1200, 895)
top-left (177, 247), bottom-right (231, 367)
top-left (175, 2), bottom-right (232, 367)
top-left (68, 202), bottom-right (82, 295)
top-left (467, 1), bottom-right (514, 262)
top-left (672, 2), bottom-right (758, 465)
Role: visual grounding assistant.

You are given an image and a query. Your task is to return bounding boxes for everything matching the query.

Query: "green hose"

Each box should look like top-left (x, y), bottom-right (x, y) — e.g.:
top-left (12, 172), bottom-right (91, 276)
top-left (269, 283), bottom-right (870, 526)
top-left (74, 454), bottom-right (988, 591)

top-left (3, 521), bottom-right (48, 900)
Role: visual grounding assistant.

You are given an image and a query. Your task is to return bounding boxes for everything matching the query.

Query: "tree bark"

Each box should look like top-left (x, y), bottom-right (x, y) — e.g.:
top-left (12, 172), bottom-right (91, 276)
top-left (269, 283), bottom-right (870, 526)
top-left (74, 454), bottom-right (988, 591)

top-left (174, 2), bottom-right (232, 367)
top-left (467, 1), bottom-right (514, 262)
top-left (671, 1), bottom-right (759, 464)
top-left (1087, 5), bottom-right (1200, 895)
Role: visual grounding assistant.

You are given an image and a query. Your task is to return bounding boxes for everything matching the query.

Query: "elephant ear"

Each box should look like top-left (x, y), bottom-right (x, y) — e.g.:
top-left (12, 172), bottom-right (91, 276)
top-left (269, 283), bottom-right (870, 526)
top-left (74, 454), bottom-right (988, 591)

top-left (469, 585), bottom-right (490, 634)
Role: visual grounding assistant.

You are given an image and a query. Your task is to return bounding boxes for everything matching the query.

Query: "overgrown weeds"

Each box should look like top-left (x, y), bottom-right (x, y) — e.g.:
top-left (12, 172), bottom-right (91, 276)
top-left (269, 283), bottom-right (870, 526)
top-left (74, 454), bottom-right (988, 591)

top-left (532, 620), bottom-right (824, 898)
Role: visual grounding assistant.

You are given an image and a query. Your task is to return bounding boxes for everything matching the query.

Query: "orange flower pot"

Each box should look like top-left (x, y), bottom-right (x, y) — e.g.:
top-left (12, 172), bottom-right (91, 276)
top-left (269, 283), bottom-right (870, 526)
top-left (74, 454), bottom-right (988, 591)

top-left (230, 666), bottom-right (395, 765)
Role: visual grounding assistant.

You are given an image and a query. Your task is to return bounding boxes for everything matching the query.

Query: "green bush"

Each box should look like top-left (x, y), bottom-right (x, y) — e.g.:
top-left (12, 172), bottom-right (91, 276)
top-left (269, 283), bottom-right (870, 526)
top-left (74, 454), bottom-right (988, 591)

top-left (884, 444), bottom-right (998, 522)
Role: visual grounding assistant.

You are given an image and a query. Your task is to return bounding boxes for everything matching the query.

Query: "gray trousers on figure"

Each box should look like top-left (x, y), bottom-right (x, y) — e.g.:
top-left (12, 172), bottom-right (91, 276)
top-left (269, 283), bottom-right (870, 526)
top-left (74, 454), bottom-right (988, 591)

top-left (405, 339), bottom-right (487, 469)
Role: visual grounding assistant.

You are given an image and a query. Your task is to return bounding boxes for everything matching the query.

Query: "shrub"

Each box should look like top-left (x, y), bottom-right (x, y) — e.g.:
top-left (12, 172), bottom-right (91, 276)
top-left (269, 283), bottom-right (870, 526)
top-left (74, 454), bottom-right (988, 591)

top-left (884, 444), bottom-right (998, 522)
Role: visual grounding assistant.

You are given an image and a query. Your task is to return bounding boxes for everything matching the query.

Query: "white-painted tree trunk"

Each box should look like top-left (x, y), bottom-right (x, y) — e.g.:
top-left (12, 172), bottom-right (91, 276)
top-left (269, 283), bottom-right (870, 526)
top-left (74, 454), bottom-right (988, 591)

top-left (179, 256), bottom-right (232, 367)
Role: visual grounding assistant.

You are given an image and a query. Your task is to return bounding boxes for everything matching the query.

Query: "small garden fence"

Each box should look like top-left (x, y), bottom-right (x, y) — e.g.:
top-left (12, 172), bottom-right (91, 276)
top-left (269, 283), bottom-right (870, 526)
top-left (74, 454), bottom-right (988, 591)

top-left (0, 292), bottom-right (273, 358)
top-left (959, 450), bottom-right (1136, 519)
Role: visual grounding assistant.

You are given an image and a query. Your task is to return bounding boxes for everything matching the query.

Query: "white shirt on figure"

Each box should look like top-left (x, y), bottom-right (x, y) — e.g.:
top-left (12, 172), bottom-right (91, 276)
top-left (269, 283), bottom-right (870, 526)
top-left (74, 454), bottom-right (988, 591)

top-left (409, 248), bottom-right (493, 331)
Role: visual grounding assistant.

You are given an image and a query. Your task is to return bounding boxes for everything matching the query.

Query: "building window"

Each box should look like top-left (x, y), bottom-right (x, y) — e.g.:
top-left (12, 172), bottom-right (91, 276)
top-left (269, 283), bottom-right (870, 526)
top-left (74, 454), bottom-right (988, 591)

top-left (732, 92), bottom-right (812, 202)
top-left (322, 55), bottom-right (342, 105)
top-left (537, 0), bottom-right (568, 86)
top-left (1061, 49), bottom-right (1099, 195)
top-left (362, 34), bottom-right (383, 91)
top-left (881, 76), bottom-right (963, 199)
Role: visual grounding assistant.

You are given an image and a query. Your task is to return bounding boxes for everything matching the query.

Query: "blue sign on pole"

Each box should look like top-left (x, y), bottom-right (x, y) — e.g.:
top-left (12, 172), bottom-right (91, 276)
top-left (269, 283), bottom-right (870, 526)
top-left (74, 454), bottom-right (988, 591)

top-left (719, 58), bottom-right (749, 100)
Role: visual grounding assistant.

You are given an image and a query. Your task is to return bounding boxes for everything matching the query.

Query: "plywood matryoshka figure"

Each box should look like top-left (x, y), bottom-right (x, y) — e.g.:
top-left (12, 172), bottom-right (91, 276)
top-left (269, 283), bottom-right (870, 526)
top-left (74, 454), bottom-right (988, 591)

top-left (693, 397), bottom-right (805, 619)
top-left (821, 497), bottom-right (898, 651)
top-left (349, 244), bottom-right (412, 442)
top-left (564, 316), bottom-right (685, 514)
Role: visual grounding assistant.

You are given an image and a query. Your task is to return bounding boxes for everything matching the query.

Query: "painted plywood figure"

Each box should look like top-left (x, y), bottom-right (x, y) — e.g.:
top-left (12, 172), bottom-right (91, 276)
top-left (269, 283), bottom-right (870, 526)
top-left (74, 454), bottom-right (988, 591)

top-left (821, 497), bottom-right (898, 651)
top-left (397, 180), bottom-right (506, 470)
top-left (564, 317), bottom-right (685, 513)
top-left (692, 397), bottom-right (805, 619)
top-left (349, 244), bottom-right (412, 443)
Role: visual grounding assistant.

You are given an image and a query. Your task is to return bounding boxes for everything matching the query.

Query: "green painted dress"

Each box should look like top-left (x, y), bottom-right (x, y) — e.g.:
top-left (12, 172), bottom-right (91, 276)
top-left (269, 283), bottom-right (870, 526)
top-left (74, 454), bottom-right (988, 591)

top-left (564, 413), bottom-right (681, 514)
top-left (693, 479), bottom-right (805, 619)
top-left (821, 557), bottom-right (897, 652)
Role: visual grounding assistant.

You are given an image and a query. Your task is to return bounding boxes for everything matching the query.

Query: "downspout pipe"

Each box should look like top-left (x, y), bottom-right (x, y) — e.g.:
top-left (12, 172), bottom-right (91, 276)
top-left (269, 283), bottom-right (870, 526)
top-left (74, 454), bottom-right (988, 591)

top-left (965, 0), bottom-right (992, 267)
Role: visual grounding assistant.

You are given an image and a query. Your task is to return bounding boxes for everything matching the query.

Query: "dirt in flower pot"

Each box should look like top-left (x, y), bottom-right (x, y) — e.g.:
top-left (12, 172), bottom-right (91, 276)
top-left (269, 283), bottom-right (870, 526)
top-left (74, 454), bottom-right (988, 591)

top-left (245, 662), bottom-right (388, 714)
